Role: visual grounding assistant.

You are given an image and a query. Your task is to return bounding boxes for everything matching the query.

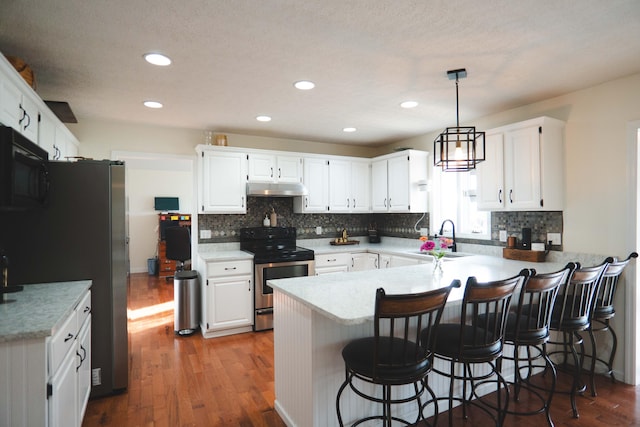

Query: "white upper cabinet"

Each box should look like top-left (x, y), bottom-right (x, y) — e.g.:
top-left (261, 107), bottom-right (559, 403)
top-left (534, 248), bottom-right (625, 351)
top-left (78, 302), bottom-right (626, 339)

top-left (328, 158), bottom-right (351, 212)
top-left (328, 158), bottom-right (371, 213)
top-left (199, 148), bottom-right (247, 213)
top-left (0, 53), bottom-right (79, 152)
top-left (477, 116), bottom-right (565, 211)
top-left (248, 153), bottom-right (302, 183)
top-left (350, 160), bottom-right (371, 212)
top-left (371, 150), bottom-right (428, 213)
top-left (294, 156), bottom-right (329, 213)
top-left (0, 76), bottom-right (39, 143)
top-left (371, 159), bottom-right (388, 212)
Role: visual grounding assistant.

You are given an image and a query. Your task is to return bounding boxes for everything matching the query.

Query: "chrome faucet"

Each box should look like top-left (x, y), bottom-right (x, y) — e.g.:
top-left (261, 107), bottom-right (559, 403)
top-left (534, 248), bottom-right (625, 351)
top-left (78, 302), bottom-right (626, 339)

top-left (438, 219), bottom-right (457, 252)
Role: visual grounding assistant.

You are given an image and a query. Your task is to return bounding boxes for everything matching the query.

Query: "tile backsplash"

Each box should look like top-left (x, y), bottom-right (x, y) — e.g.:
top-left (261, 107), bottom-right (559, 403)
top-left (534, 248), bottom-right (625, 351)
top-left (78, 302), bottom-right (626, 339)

top-left (198, 196), bottom-right (563, 249)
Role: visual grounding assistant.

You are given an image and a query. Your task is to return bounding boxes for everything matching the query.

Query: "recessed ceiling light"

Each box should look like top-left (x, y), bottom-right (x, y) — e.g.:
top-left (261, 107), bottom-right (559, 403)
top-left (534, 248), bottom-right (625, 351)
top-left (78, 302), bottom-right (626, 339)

top-left (143, 53), bottom-right (172, 66)
top-left (400, 101), bottom-right (418, 109)
top-left (256, 115), bottom-right (272, 122)
top-left (143, 100), bottom-right (163, 109)
top-left (294, 80), bottom-right (315, 90)
top-left (343, 127), bottom-right (357, 133)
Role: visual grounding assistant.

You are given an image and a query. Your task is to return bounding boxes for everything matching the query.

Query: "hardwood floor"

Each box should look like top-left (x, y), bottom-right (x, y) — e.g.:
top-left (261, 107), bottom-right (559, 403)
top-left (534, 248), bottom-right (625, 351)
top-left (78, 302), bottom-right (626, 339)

top-left (83, 273), bottom-right (640, 426)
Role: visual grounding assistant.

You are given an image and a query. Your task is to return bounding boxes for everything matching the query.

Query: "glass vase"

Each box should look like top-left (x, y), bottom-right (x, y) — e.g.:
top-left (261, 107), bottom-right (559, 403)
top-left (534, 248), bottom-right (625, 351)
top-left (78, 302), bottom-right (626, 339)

top-left (433, 256), bottom-right (444, 274)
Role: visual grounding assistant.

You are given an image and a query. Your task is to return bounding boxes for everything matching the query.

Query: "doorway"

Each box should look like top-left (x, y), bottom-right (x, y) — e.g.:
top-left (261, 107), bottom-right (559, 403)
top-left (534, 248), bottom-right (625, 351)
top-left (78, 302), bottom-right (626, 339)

top-left (112, 151), bottom-right (195, 274)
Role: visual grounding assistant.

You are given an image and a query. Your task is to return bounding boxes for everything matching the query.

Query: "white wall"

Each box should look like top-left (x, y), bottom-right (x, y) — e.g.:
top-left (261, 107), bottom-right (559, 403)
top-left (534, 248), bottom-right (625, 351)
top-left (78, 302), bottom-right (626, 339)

top-left (389, 72), bottom-right (640, 257)
top-left (68, 119), bottom-right (377, 273)
top-left (114, 152), bottom-right (194, 273)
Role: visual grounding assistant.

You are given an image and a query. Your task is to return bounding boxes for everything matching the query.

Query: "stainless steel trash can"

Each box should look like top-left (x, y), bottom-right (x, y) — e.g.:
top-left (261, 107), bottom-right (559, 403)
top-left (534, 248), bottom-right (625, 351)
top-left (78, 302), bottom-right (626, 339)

top-left (174, 270), bottom-right (200, 335)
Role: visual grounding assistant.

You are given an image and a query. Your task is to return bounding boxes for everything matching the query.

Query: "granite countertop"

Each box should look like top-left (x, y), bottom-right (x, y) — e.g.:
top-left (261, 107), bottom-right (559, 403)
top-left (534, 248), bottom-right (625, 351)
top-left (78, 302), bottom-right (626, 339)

top-left (0, 280), bottom-right (91, 343)
top-left (268, 255), bottom-right (566, 325)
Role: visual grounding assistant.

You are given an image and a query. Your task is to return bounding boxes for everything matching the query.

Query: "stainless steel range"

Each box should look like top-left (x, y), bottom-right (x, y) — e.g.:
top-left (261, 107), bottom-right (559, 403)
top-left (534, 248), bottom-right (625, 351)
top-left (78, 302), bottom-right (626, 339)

top-left (240, 227), bottom-right (315, 331)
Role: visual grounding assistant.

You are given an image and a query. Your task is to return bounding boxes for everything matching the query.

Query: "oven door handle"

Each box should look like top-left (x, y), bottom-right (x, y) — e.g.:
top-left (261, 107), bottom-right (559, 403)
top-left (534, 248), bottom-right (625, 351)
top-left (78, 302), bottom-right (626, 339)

top-left (256, 308), bottom-right (274, 315)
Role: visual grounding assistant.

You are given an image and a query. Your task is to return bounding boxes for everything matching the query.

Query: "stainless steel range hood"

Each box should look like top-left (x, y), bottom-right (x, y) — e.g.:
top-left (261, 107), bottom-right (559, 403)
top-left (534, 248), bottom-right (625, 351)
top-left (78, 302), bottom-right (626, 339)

top-left (246, 182), bottom-right (308, 197)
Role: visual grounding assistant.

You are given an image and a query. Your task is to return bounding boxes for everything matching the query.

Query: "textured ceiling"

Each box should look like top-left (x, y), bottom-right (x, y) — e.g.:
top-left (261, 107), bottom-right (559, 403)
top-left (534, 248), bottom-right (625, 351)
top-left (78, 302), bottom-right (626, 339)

top-left (1, 0), bottom-right (639, 146)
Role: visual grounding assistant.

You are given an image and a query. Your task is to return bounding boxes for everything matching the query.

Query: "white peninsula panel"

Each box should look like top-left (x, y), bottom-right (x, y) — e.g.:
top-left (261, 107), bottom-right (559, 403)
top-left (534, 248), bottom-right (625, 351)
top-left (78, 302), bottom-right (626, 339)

top-left (270, 256), bottom-right (566, 426)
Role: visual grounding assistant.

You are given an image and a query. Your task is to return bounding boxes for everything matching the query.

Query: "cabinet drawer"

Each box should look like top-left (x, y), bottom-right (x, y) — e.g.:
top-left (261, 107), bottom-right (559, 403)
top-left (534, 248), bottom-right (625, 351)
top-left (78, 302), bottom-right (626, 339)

top-left (76, 291), bottom-right (92, 329)
top-left (207, 260), bottom-right (252, 277)
top-left (49, 310), bottom-right (77, 376)
top-left (315, 252), bottom-right (351, 267)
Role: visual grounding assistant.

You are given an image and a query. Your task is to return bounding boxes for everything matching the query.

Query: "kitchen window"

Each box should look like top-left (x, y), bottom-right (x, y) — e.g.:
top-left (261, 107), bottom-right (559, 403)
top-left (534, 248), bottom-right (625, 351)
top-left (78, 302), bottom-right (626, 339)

top-left (430, 167), bottom-right (491, 240)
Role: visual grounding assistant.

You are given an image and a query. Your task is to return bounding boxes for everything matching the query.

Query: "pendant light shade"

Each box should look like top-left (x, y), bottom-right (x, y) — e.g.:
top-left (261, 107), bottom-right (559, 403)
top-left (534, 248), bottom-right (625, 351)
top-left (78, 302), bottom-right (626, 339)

top-left (434, 69), bottom-right (485, 172)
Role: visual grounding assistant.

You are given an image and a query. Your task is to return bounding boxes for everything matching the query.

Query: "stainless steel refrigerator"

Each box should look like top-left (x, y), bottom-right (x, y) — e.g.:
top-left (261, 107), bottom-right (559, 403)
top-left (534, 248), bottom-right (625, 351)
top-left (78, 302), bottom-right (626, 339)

top-left (0, 159), bottom-right (128, 398)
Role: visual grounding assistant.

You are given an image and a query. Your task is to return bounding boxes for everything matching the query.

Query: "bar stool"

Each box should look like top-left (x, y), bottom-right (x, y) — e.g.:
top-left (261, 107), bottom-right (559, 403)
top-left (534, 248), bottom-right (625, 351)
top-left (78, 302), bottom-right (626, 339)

top-left (336, 282), bottom-right (460, 427)
top-left (547, 260), bottom-right (608, 418)
top-left (500, 264), bottom-right (575, 427)
top-left (585, 252), bottom-right (637, 396)
top-left (423, 272), bottom-right (526, 427)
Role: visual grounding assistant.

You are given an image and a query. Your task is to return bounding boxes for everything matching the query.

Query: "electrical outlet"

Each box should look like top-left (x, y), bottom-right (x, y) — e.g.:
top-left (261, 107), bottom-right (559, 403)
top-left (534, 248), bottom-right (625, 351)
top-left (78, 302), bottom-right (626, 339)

top-left (91, 368), bottom-right (102, 386)
top-left (499, 230), bottom-right (507, 242)
top-left (547, 232), bottom-right (562, 245)
top-left (200, 229), bottom-right (212, 239)
top-left (315, 226), bottom-right (322, 235)
top-left (419, 228), bottom-right (429, 237)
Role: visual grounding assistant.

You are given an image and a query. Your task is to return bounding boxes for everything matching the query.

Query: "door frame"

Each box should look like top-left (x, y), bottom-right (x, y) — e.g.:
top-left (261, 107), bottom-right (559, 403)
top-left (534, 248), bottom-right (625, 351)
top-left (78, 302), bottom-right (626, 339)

top-left (625, 119), bottom-right (640, 385)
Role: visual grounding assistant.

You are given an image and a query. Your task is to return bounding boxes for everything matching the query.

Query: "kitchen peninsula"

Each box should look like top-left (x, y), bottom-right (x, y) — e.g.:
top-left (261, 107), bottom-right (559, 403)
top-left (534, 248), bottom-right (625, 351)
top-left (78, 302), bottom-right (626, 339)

top-left (269, 255), bottom-right (566, 426)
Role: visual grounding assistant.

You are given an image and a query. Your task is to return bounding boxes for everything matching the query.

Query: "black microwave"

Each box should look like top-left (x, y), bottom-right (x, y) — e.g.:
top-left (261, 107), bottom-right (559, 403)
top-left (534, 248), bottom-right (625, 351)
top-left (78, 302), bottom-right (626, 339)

top-left (0, 126), bottom-right (50, 210)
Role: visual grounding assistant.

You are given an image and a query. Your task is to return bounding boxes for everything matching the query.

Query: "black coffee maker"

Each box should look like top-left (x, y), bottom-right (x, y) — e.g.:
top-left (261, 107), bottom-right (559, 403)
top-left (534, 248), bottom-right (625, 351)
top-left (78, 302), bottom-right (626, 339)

top-left (368, 224), bottom-right (381, 243)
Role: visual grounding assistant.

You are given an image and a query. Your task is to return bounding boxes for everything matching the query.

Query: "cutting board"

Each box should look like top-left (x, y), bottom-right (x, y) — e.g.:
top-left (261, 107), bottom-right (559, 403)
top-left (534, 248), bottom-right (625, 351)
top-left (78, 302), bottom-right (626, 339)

top-left (502, 248), bottom-right (546, 262)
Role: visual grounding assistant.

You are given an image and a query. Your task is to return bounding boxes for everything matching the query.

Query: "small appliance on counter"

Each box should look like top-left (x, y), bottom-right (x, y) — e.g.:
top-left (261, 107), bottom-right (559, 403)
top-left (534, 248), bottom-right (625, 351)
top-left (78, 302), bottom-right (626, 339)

top-left (368, 223), bottom-right (381, 243)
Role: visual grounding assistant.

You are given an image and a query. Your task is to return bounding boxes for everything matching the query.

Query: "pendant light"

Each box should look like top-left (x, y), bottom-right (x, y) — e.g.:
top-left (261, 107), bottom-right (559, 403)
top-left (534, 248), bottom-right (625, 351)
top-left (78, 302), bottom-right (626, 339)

top-left (433, 68), bottom-right (485, 172)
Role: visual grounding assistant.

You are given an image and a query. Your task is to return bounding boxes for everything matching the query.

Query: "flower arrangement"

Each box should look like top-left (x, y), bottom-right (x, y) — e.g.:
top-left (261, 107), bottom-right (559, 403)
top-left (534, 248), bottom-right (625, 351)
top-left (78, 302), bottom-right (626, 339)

top-left (419, 236), bottom-right (453, 259)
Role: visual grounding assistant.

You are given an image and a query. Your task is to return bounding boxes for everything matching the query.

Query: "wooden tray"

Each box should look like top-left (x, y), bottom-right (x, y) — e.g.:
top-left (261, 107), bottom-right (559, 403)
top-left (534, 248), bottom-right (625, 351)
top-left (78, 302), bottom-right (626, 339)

top-left (502, 248), bottom-right (546, 262)
top-left (330, 240), bottom-right (360, 246)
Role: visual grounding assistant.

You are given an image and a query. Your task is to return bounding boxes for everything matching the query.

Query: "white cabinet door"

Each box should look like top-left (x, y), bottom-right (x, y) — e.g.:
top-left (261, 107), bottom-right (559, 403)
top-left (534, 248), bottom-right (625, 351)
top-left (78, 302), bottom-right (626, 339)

top-left (371, 159), bottom-right (388, 212)
top-left (19, 94), bottom-right (39, 143)
top-left (315, 265), bottom-right (350, 275)
top-left (248, 153), bottom-right (276, 182)
top-left (206, 275), bottom-right (253, 331)
top-left (388, 155), bottom-right (410, 212)
top-left (76, 318), bottom-right (91, 423)
top-left (504, 125), bottom-right (541, 210)
top-left (389, 255), bottom-right (420, 268)
top-left (200, 151), bottom-right (247, 213)
top-left (350, 161), bottom-right (371, 212)
top-left (328, 159), bottom-right (351, 212)
top-left (315, 252), bottom-right (351, 274)
top-left (276, 155), bottom-right (302, 183)
top-left (379, 254), bottom-right (391, 269)
top-left (477, 132), bottom-right (505, 210)
top-left (0, 77), bottom-right (22, 130)
top-left (351, 253), bottom-right (378, 271)
top-left (295, 157), bottom-right (328, 213)
top-left (248, 153), bottom-right (301, 183)
top-left (49, 347), bottom-right (78, 427)
top-left (39, 110), bottom-right (58, 157)
top-left (476, 117), bottom-right (564, 211)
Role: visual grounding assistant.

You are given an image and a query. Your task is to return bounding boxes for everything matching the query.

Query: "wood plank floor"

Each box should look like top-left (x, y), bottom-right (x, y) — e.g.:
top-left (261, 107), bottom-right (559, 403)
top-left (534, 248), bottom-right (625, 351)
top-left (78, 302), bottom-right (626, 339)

top-left (83, 273), bottom-right (640, 426)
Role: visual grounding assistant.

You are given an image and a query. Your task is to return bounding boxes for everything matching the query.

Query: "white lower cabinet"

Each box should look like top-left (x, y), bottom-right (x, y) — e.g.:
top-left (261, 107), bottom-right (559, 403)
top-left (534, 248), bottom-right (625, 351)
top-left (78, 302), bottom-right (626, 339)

top-left (200, 259), bottom-right (254, 338)
top-left (76, 318), bottom-right (91, 422)
top-left (350, 252), bottom-right (379, 271)
top-left (49, 345), bottom-right (78, 427)
top-left (379, 254), bottom-right (422, 269)
top-left (315, 252), bottom-right (351, 275)
top-left (0, 286), bottom-right (91, 427)
top-left (49, 290), bottom-right (91, 427)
